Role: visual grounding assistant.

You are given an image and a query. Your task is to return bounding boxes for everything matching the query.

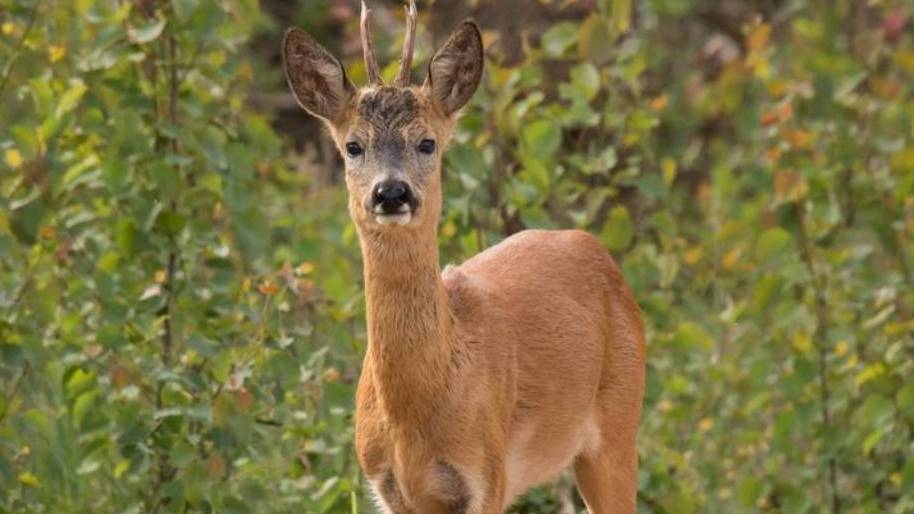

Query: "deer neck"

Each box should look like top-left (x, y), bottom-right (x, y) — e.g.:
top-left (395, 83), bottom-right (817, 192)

top-left (359, 225), bottom-right (456, 425)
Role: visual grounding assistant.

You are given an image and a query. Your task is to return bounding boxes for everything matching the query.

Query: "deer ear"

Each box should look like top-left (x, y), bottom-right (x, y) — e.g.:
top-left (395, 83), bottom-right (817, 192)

top-left (282, 27), bottom-right (356, 124)
top-left (425, 20), bottom-right (484, 115)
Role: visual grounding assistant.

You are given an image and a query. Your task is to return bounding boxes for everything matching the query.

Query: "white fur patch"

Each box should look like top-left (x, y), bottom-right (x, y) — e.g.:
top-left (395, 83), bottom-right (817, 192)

top-left (503, 414), bottom-right (603, 509)
top-left (374, 212), bottom-right (412, 226)
top-left (369, 479), bottom-right (395, 514)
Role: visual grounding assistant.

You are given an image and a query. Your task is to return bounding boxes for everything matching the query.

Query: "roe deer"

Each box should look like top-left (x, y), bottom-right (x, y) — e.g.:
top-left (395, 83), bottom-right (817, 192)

top-left (281, 2), bottom-right (645, 513)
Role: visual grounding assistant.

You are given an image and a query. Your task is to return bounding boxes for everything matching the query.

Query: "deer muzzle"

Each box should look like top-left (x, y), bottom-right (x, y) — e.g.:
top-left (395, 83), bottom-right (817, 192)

top-left (370, 179), bottom-right (417, 225)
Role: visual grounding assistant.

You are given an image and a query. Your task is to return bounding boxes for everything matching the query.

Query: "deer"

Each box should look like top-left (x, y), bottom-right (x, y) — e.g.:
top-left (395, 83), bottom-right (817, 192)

top-left (281, 2), bottom-right (645, 513)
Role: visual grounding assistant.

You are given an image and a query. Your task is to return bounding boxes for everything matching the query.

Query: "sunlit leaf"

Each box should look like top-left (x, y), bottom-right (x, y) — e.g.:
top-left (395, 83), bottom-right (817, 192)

top-left (127, 17), bottom-right (167, 44)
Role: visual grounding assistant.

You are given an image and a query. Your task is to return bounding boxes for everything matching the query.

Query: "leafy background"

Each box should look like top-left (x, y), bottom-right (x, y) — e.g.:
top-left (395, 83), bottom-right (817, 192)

top-left (1, 0), bottom-right (913, 513)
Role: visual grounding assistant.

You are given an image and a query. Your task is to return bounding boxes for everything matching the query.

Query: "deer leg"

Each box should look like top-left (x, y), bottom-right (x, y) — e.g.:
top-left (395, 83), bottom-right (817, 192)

top-left (477, 461), bottom-right (507, 514)
top-left (572, 437), bottom-right (637, 514)
top-left (572, 386), bottom-right (641, 514)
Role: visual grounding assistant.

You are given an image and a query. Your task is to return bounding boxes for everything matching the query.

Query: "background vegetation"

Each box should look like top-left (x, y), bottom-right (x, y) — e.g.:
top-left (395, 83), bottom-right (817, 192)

top-left (2, 0), bottom-right (913, 513)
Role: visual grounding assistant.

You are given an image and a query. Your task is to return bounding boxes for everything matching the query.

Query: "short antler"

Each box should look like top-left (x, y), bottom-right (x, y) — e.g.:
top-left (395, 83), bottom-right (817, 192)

top-left (361, 1), bottom-right (382, 86)
top-left (396, 0), bottom-right (418, 87)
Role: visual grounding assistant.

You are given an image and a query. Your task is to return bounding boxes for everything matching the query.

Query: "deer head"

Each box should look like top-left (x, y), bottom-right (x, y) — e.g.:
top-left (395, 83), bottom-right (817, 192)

top-left (282, 1), bottom-right (484, 237)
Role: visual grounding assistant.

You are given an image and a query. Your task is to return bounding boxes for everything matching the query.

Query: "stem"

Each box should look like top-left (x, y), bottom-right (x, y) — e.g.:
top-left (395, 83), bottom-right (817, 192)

top-left (161, 22), bottom-right (180, 370)
top-left (793, 202), bottom-right (841, 514)
top-left (840, 166), bottom-right (855, 227)
top-left (0, 1), bottom-right (40, 101)
top-left (147, 10), bottom-right (181, 512)
top-left (0, 362), bottom-right (31, 425)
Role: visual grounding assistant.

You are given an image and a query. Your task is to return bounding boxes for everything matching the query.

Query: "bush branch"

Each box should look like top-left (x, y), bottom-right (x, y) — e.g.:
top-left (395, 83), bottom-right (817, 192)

top-left (793, 201), bottom-right (841, 514)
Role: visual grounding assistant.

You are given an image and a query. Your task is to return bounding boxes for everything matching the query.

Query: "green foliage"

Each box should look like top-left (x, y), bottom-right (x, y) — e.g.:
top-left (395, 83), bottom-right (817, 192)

top-left (2, 0), bottom-right (913, 513)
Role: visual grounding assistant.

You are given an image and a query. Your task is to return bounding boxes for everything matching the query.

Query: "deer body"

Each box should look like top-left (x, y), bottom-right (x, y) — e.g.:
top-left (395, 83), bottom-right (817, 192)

top-left (282, 4), bottom-right (644, 513)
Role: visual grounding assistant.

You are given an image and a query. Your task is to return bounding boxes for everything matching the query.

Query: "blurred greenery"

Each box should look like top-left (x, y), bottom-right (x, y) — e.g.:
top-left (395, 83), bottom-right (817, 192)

top-left (1, 0), bottom-right (913, 513)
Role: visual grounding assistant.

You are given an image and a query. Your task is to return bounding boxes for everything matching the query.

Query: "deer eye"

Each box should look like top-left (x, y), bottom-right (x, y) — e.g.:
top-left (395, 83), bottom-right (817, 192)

top-left (417, 139), bottom-right (436, 155)
top-left (346, 142), bottom-right (363, 157)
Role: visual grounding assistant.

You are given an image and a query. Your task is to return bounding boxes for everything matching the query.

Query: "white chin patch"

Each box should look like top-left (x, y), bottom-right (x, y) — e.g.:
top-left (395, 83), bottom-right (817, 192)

top-left (375, 212), bottom-right (412, 226)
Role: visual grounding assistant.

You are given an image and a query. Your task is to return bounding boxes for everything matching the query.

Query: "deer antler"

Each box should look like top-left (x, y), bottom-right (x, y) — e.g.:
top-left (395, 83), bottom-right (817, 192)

top-left (361, 1), bottom-right (382, 86)
top-left (396, 0), bottom-right (418, 87)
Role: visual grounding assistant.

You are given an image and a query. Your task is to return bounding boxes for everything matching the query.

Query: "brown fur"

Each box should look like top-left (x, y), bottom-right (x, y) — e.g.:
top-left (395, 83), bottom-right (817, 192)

top-left (282, 14), bottom-right (645, 514)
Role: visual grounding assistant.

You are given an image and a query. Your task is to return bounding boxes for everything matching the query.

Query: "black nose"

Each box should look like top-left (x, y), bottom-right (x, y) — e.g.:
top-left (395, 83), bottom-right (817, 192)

top-left (372, 180), bottom-right (413, 214)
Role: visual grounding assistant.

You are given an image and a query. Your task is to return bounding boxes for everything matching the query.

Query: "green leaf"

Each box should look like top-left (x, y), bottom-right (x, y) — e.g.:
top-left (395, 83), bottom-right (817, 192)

top-left (61, 153), bottom-right (100, 191)
top-left (578, 15), bottom-right (614, 64)
top-left (171, 0), bottom-right (199, 20)
top-left (610, 0), bottom-right (632, 34)
top-left (72, 390), bottom-right (98, 429)
top-left (672, 321), bottom-right (714, 351)
top-left (55, 79), bottom-right (88, 119)
top-left (854, 394), bottom-right (894, 429)
top-left (541, 22), bottom-right (578, 57)
top-left (128, 17), bottom-right (167, 44)
top-left (569, 63), bottom-right (601, 102)
top-left (116, 218), bottom-right (137, 256)
top-left (600, 206), bottom-right (633, 251)
top-left (66, 368), bottom-right (95, 397)
top-left (862, 426), bottom-right (888, 455)
top-left (154, 210), bottom-right (186, 237)
top-left (896, 383), bottom-right (914, 420)
top-left (660, 489), bottom-right (695, 514)
top-left (755, 227), bottom-right (792, 262)
top-left (521, 120), bottom-right (562, 161)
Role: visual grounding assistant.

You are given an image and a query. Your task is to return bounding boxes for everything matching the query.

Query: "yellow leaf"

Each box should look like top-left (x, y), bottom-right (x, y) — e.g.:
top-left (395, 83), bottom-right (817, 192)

top-left (1, 22), bottom-right (15, 36)
top-left (766, 79), bottom-right (788, 98)
top-left (441, 220), bottom-right (457, 239)
top-left (747, 22), bottom-right (771, 52)
top-left (258, 281), bottom-right (279, 295)
top-left (113, 459), bottom-right (130, 479)
top-left (833, 341), bottom-right (848, 356)
top-left (610, 0), bottom-right (632, 35)
top-left (657, 399), bottom-right (673, 413)
top-left (891, 148), bottom-right (914, 172)
top-left (48, 45), bottom-right (66, 63)
top-left (722, 247), bottom-right (742, 270)
top-left (698, 418), bottom-right (714, 432)
top-left (750, 55), bottom-right (771, 79)
top-left (241, 277), bottom-right (251, 293)
top-left (5, 148), bottom-right (23, 168)
top-left (650, 94), bottom-right (668, 111)
top-left (154, 270), bottom-right (167, 284)
top-left (890, 472), bottom-right (902, 486)
top-left (296, 261), bottom-right (315, 275)
top-left (683, 246), bottom-right (703, 265)
top-left (662, 158), bottom-right (677, 186)
top-left (793, 332), bottom-right (812, 354)
top-left (774, 169), bottom-right (809, 204)
top-left (855, 362), bottom-right (886, 386)
top-left (18, 471), bottom-right (40, 487)
top-left (785, 128), bottom-right (812, 149)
